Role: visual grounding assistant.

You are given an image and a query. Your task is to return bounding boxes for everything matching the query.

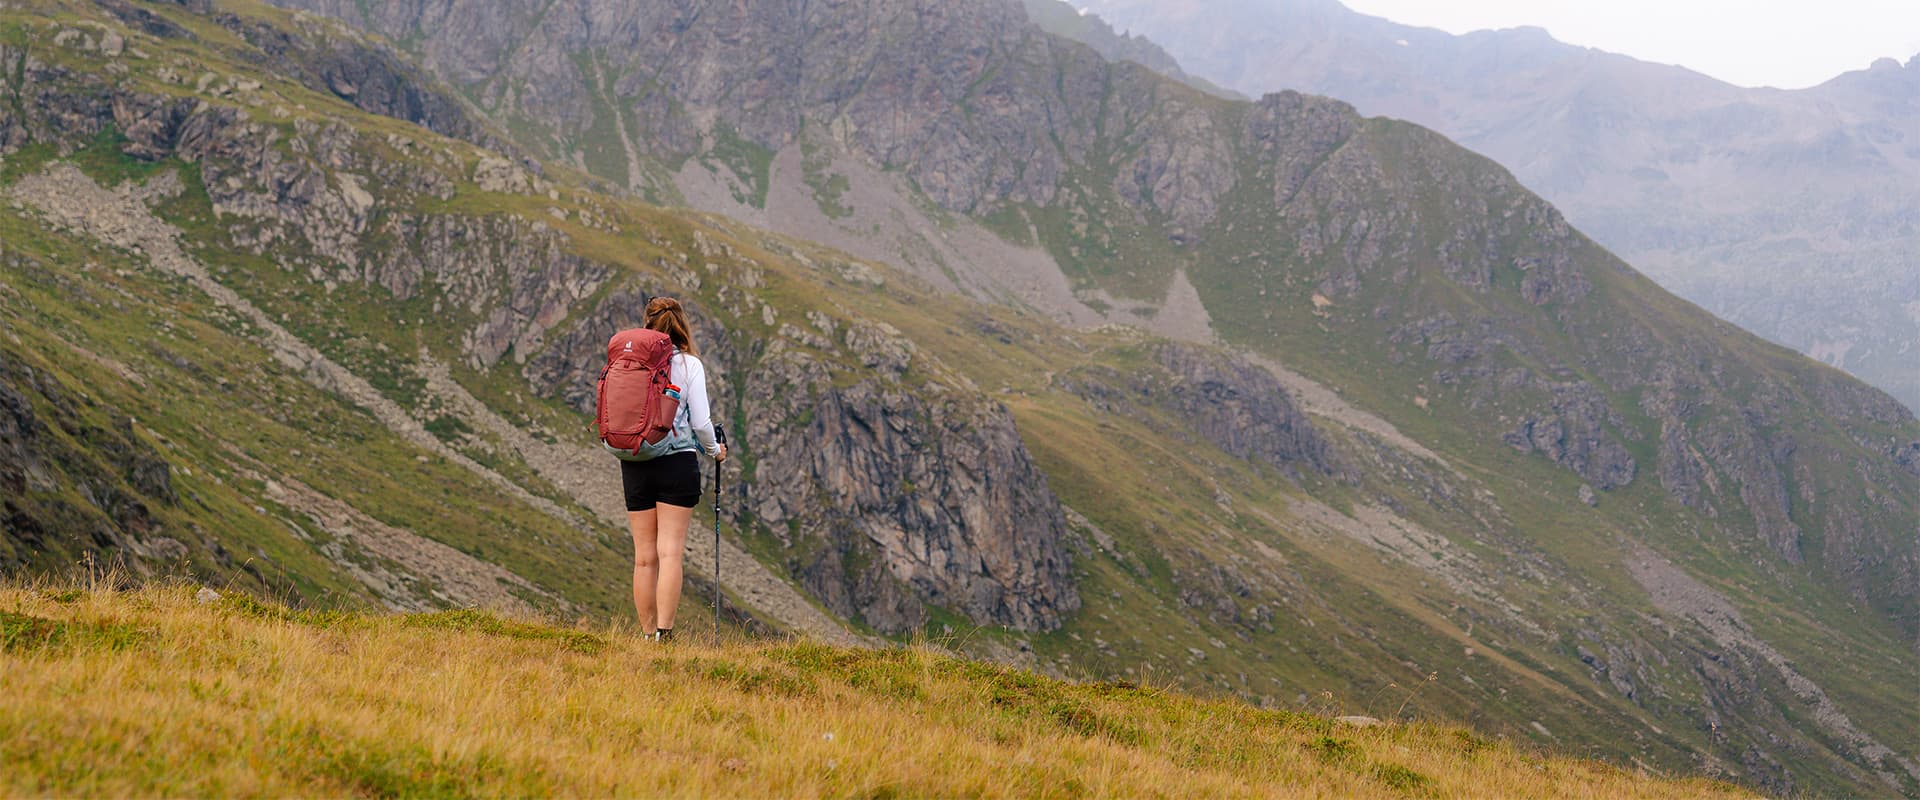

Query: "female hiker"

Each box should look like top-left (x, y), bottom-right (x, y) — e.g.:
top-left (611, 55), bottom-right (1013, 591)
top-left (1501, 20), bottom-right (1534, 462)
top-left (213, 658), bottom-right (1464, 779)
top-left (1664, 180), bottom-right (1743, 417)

top-left (623, 296), bottom-right (726, 641)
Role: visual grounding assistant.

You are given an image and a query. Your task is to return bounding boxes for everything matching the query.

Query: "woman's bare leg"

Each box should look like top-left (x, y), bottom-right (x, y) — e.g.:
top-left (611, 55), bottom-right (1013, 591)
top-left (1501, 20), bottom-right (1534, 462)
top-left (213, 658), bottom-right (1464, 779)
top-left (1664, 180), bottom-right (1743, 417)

top-left (629, 509), bottom-right (659, 632)
top-left (653, 502), bottom-right (694, 631)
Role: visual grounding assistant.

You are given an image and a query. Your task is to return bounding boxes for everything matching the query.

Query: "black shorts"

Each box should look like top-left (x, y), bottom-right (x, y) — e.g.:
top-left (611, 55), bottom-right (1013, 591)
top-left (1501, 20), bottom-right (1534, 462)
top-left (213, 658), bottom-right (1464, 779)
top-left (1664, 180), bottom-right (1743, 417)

top-left (621, 451), bottom-right (702, 511)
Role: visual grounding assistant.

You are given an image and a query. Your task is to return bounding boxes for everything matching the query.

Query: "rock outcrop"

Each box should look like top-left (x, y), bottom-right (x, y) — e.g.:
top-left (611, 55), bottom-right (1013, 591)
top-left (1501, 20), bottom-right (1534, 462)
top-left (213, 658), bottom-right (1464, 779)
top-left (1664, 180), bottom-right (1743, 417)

top-left (1057, 342), bottom-right (1339, 478)
top-left (210, 8), bottom-right (501, 151)
top-left (1500, 381), bottom-right (1636, 492)
top-left (1898, 443), bottom-right (1920, 478)
top-left (747, 362), bottom-right (1078, 634)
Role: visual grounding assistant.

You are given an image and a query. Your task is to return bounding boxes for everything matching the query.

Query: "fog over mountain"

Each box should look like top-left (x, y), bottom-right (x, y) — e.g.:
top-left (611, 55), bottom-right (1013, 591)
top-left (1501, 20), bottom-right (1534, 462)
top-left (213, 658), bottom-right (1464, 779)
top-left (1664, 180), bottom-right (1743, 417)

top-left (1071, 0), bottom-right (1920, 413)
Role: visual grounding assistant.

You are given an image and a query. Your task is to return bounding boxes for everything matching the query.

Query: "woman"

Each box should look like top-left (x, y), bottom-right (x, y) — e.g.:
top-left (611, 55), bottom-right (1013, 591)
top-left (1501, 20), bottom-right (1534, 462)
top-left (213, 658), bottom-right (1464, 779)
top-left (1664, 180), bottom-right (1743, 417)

top-left (623, 297), bottom-right (726, 641)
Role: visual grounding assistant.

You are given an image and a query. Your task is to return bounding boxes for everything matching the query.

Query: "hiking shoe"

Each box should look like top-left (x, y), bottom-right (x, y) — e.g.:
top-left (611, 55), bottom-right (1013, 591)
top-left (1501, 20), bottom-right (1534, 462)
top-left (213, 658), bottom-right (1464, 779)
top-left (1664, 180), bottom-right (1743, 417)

top-left (656, 628), bottom-right (676, 643)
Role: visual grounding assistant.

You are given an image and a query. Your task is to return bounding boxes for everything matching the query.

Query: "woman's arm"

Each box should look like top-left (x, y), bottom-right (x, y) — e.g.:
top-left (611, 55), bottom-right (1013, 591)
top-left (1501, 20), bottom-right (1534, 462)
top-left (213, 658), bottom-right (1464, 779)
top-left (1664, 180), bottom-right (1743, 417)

top-left (680, 355), bottom-right (723, 457)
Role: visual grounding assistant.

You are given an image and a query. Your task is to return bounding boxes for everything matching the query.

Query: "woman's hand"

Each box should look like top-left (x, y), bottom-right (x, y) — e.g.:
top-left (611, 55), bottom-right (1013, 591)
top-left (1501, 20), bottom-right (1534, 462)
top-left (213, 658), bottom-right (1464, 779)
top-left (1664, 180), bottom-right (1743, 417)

top-left (714, 444), bottom-right (728, 463)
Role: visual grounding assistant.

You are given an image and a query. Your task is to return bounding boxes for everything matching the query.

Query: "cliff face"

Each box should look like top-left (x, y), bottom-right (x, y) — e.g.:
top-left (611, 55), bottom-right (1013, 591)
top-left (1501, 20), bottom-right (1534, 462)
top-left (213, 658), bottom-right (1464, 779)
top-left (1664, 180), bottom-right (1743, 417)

top-left (1016, 0), bottom-right (1240, 100)
top-left (265, 0), bottom-right (1186, 216)
top-left (750, 354), bottom-right (1077, 634)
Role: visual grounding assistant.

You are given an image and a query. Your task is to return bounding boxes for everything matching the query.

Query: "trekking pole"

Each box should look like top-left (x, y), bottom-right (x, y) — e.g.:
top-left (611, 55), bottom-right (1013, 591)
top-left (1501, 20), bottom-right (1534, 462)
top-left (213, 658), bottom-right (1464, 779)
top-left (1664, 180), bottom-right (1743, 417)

top-left (712, 422), bottom-right (727, 627)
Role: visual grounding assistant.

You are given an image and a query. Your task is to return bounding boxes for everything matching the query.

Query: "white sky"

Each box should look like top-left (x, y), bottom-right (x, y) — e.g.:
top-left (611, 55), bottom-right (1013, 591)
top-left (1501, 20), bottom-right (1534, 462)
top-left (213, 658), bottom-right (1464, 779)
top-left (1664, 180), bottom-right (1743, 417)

top-left (1339, 0), bottom-right (1920, 89)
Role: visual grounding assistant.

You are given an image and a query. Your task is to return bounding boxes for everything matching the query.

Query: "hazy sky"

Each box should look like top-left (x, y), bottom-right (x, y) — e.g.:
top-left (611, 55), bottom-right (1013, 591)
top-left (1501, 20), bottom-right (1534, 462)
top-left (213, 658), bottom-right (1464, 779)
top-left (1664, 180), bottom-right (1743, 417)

top-left (1340, 0), bottom-right (1920, 89)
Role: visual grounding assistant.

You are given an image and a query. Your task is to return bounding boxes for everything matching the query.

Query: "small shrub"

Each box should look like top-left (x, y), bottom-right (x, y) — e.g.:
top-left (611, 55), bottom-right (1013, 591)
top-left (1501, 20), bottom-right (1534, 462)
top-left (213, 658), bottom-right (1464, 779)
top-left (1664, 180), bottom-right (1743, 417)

top-left (1449, 729), bottom-right (1495, 755)
top-left (1308, 735), bottom-right (1357, 764)
top-left (424, 415), bottom-right (471, 442)
top-left (1371, 762), bottom-right (1435, 795)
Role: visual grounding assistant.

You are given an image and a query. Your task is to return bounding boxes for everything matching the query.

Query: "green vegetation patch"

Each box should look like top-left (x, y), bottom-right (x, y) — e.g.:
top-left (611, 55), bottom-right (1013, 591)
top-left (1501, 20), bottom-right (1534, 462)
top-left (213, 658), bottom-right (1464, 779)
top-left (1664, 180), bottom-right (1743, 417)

top-left (680, 655), bottom-right (818, 699)
top-left (399, 608), bottom-right (608, 655)
top-left (808, 170), bottom-right (852, 219)
top-left (0, 610), bottom-right (150, 653)
top-left (963, 659), bottom-right (1149, 746)
top-left (765, 641), bottom-right (922, 702)
top-left (271, 719), bottom-right (551, 798)
top-left (800, 135), bottom-right (854, 219)
top-left (0, 142), bottom-right (58, 185)
top-left (217, 594), bottom-right (360, 629)
top-left (1370, 762), bottom-right (1436, 796)
top-left (423, 414), bottom-right (472, 442)
top-left (703, 125), bottom-right (774, 209)
top-left (69, 127), bottom-right (172, 187)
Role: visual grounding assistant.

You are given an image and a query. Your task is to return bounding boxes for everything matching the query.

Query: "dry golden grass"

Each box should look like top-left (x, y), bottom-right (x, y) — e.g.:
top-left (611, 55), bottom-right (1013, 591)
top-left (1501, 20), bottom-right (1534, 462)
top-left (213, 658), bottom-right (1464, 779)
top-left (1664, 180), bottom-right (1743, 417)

top-left (0, 585), bottom-right (1755, 799)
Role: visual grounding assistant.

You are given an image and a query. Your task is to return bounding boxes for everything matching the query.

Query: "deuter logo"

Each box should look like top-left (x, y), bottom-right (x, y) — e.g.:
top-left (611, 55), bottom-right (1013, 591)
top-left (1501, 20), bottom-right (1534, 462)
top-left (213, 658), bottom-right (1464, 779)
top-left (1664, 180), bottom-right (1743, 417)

top-left (623, 341), bottom-right (633, 352)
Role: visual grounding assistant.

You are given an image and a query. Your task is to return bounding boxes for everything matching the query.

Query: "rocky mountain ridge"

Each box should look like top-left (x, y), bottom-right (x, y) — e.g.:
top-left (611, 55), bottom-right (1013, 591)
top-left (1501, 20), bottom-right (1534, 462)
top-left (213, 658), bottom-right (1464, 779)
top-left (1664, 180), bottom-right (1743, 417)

top-left (1067, 0), bottom-right (1920, 415)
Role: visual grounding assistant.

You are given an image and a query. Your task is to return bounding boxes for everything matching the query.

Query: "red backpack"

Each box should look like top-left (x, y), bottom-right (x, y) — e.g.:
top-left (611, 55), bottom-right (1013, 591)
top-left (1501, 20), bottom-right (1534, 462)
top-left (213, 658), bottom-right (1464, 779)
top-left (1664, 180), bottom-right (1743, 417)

top-left (597, 328), bottom-right (682, 458)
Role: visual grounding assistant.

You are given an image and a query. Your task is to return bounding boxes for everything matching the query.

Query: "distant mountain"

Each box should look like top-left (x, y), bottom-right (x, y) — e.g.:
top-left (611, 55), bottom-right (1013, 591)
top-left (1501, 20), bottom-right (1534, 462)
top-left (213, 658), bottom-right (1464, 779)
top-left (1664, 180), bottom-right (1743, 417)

top-left (1070, 0), bottom-right (1920, 414)
top-left (1018, 0), bottom-right (1243, 99)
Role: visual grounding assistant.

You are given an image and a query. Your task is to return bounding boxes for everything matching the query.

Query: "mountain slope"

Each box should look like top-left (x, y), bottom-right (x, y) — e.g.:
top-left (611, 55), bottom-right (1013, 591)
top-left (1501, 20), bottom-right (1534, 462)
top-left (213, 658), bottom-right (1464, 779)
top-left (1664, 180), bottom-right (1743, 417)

top-left (2, 1), bottom-right (1919, 796)
top-left (1067, 0), bottom-right (1920, 415)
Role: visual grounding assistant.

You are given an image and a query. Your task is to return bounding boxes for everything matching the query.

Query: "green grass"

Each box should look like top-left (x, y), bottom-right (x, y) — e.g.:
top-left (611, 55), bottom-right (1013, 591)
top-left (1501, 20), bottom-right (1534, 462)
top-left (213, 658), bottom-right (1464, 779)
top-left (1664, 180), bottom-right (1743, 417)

top-left (0, 609), bottom-right (149, 652)
top-left (704, 124), bottom-right (774, 209)
top-left (67, 128), bottom-right (172, 187)
top-left (800, 133), bottom-right (855, 219)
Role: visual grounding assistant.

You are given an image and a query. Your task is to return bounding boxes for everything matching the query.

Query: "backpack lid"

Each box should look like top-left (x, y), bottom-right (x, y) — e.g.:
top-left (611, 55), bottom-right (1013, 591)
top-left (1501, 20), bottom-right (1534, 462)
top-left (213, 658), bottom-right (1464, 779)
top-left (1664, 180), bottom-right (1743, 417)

top-left (607, 328), bottom-right (674, 367)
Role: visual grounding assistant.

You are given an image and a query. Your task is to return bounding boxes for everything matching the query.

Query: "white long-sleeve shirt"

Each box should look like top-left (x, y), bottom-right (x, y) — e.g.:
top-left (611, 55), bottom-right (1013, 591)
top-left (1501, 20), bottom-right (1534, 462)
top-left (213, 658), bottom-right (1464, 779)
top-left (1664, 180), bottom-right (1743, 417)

top-left (669, 351), bottom-right (723, 457)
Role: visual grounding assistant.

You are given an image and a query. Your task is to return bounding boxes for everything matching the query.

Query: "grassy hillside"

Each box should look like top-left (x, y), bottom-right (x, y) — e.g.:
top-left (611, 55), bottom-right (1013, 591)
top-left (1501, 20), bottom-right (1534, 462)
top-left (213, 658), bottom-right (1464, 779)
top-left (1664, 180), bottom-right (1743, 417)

top-left (0, 583), bottom-right (1754, 798)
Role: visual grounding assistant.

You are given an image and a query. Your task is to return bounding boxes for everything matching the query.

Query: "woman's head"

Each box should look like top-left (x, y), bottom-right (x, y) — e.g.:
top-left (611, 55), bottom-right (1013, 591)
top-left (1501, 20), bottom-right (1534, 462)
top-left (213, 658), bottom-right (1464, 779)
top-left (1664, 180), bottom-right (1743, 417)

top-left (645, 296), bottom-right (697, 355)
